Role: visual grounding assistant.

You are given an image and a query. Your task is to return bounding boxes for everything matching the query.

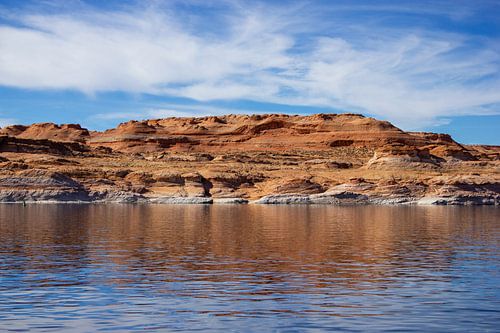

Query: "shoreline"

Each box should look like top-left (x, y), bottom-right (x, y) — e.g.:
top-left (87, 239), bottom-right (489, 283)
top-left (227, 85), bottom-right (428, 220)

top-left (1, 194), bottom-right (498, 206)
top-left (1, 115), bottom-right (498, 207)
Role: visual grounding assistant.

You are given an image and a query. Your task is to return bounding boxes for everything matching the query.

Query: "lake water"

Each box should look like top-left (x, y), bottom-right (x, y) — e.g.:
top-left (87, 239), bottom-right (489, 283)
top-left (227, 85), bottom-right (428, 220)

top-left (0, 205), bottom-right (498, 332)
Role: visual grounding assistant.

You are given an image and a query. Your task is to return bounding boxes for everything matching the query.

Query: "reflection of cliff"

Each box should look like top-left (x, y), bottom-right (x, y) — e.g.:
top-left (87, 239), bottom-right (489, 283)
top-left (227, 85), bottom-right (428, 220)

top-left (0, 205), bottom-right (497, 292)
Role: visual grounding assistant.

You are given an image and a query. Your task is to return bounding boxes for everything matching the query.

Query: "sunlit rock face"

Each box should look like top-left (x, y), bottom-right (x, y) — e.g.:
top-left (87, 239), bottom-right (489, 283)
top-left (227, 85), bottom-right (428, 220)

top-left (0, 114), bottom-right (498, 204)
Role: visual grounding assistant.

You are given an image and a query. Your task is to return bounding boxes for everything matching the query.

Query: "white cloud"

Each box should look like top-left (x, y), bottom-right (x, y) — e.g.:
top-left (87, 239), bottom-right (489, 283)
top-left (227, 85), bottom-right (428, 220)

top-left (91, 104), bottom-right (284, 123)
top-left (94, 109), bottom-right (205, 120)
top-left (0, 118), bottom-right (17, 128)
top-left (0, 1), bottom-right (499, 129)
top-left (92, 112), bottom-right (144, 121)
top-left (147, 109), bottom-right (203, 119)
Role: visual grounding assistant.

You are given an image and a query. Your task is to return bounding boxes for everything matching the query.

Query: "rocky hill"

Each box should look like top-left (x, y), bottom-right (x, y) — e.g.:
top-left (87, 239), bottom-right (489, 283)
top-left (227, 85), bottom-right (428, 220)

top-left (0, 114), bottom-right (498, 204)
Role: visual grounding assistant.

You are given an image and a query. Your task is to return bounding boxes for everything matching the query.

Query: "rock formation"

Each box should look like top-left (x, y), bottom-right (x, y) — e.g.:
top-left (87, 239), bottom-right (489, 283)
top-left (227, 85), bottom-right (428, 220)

top-left (0, 114), bottom-right (498, 204)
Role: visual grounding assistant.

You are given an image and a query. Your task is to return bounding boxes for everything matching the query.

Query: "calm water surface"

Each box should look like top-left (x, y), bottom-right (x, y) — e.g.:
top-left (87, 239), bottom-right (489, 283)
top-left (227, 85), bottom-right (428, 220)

top-left (0, 205), bottom-right (499, 332)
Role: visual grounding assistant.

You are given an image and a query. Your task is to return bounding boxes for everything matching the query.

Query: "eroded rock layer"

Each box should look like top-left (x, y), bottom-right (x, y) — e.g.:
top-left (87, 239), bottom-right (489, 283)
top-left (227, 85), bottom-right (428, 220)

top-left (0, 114), bottom-right (498, 204)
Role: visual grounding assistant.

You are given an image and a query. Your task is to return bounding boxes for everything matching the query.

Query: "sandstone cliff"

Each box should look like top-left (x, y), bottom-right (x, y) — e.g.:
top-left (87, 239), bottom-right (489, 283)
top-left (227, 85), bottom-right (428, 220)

top-left (0, 114), bottom-right (498, 204)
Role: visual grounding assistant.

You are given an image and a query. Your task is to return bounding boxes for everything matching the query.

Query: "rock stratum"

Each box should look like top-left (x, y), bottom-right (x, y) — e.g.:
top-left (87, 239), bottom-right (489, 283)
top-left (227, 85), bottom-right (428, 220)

top-left (0, 114), bottom-right (498, 205)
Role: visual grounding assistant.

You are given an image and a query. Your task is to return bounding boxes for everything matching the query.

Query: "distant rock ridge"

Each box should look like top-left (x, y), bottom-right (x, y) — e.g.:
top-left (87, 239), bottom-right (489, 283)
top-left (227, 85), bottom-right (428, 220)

top-left (0, 114), bottom-right (477, 156)
top-left (0, 113), bottom-right (498, 204)
top-left (0, 123), bottom-right (90, 143)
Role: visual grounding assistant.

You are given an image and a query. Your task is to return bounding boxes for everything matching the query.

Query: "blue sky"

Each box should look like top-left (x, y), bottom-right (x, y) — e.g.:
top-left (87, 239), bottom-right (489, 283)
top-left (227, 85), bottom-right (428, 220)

top-left (0, 0), bottom-right (499, 144)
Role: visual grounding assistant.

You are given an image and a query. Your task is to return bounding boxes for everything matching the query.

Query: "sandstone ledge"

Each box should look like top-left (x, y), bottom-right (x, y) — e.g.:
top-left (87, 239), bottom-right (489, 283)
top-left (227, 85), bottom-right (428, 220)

top-left (0, 114), bottom-right (498, 205)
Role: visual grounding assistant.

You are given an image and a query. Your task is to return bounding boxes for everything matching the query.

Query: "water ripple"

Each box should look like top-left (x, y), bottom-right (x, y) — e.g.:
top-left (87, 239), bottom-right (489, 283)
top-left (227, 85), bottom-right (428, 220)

top-left (0, 205), bottom-right (499, 332)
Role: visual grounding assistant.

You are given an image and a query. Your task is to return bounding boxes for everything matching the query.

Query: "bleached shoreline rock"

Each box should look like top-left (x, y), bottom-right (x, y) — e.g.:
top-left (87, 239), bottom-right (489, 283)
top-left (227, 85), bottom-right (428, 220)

top-left (148, 196), bottom-right (213, 204)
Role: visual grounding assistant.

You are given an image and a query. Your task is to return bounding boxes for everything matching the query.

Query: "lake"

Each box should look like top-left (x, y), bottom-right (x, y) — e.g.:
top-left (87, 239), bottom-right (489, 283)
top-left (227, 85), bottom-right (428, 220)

top-left (0, 205), bottom-right (499, 332)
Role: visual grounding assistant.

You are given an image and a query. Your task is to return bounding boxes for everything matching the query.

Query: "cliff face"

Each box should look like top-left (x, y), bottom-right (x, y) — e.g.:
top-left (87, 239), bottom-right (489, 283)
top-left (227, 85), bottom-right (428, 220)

top-left (0, 114), bottom-right (498, 204)
top-left (87, 114), bottom-right (469, 156)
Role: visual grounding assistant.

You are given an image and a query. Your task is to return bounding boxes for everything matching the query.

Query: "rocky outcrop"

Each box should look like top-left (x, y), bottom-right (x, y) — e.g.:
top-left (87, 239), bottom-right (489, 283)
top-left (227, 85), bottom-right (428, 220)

top-left (417, 195), bottom-right (498, 205)
top-left (149, 196), bottom-right (213, 204)
top-left (0, 114), bottom-right (498, 205)
top-left (87, 114), bottom-right (467, 155)
top-left (0, 169), bottom-right (90, 202)
top-left (0, 123), bottom-right (90, 143)
top-left (365, 146), bottom-right (442, 169)
top-left (0, 136), bottom-right (88, 156)
top-left (213, 198), bottom-right (249, 204)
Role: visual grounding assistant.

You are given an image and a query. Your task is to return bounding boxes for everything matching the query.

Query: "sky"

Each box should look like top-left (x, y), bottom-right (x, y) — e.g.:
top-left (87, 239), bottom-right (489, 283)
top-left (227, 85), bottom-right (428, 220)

top-left (0, 0), bottom-right (499, 144)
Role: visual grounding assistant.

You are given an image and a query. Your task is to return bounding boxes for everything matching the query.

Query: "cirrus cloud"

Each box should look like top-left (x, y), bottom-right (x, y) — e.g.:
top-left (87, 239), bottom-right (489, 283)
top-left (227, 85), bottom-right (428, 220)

top-left (0, 0), bottom-right (499, 129)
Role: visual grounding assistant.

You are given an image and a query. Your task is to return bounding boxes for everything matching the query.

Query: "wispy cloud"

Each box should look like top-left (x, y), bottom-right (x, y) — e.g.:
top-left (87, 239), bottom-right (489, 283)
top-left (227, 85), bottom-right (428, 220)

top-left (0, 0), bottom-right (499, 128)
top-left (0, 117), bottom-right (17, 128)
top-left (91, 103), bottom-right (284, 123)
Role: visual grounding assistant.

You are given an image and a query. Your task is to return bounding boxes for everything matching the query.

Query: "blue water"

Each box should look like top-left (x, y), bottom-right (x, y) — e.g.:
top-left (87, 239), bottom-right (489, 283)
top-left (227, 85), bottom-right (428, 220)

top-left (0, 205), bottom-right (499, 332)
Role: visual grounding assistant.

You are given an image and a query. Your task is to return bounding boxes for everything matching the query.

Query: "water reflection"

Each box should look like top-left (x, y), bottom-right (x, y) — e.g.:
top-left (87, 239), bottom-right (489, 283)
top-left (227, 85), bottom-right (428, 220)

top-left (0, 205), bottom-right (498, 332)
